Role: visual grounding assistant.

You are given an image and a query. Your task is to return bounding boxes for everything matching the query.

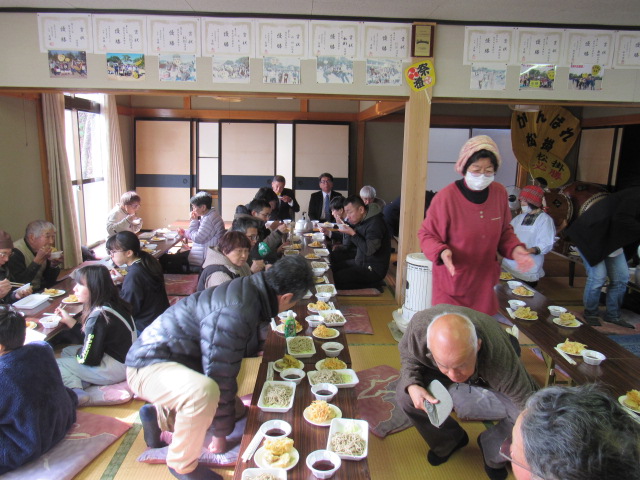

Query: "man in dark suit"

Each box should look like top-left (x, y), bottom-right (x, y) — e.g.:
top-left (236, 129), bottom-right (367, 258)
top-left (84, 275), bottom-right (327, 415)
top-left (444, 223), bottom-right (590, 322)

top-left (308, 172), bottom-right (343, 222)
top-left (270, 175), bottom-right (300, 221)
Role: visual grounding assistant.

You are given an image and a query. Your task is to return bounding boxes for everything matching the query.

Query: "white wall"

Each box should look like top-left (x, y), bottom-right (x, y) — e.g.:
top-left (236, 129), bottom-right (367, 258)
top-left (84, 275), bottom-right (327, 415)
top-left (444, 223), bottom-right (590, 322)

top-left (0, 96), bottom-right (46, 239)
top-left (1, 13), bottom-right (640, 103)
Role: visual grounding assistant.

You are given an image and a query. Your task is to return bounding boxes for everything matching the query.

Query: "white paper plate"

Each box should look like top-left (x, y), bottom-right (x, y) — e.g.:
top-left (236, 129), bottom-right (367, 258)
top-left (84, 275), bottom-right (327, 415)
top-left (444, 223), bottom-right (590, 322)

top-left (13, 294), bottom-right (50, 309)
top-left (42, 289), bottom-right (65, 297)
top-left (61, 297), bottom-right (81, 304)
top-left (511, 289), bottom-right (534, 297)
top-left (327, 418), bottom-right (369, 461)
top-left (307, 301), bottom-right (335, 313)
top-left (254, 446), bottom-right (299, 470)
top-left (303, 404), bottom-right (342, 427)
top-left (257, 381), bottom-right (296, 413)
top-left (552, 317), bottom-right (581, 328)
top-left (273, 357), bottom-right (304, 373)
top-left (556, 343), bottom-right (586, 356)
top-left (275, 323), bottom-right (303, 335)
top-left (618, 395), bottom-right (640, 414)
top-left (312, 327), bottom-right (339, 340)
top-left (308, 369), bottom-right (359, 388)
top-left (286, 336), bottom-right (316, 358)
top-left (315, 358), bottom-right (347, 370)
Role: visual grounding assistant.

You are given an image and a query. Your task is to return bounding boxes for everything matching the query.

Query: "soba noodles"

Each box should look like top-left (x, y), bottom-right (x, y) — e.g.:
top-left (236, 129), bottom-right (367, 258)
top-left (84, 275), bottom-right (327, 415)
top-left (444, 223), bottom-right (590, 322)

top-left (262, 384), bottom-right (293, 407)
top-left (330, 432), bottom-right (366, 456)
top-left (288, 336), bottom-right (313, 354)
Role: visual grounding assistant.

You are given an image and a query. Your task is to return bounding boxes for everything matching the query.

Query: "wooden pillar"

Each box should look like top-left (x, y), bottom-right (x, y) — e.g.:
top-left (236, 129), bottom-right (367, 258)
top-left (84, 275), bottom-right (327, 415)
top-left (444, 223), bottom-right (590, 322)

top-left (395, 87), bottom-right (432, 304)
top-left (355, 120), bottom-right (365, 192)
top-left (35, 94), bottom-right (53, 223)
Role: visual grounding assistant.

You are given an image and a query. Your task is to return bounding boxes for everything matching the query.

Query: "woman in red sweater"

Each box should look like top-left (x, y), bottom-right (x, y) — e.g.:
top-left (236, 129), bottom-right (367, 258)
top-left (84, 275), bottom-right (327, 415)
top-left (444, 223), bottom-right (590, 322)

top-left (418, 135), bottom-right (533, 315)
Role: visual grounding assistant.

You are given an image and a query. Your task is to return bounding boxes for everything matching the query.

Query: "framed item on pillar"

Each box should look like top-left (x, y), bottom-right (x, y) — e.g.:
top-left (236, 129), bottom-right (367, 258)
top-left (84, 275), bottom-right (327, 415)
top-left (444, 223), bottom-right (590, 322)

top-left (411, 24), bottom-right (434, 58)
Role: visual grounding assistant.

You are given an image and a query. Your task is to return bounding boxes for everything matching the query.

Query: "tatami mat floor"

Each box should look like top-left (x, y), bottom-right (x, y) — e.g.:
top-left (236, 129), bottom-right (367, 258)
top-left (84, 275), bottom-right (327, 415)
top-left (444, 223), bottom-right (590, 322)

top-left (71, 274), bottom-right (593, 480)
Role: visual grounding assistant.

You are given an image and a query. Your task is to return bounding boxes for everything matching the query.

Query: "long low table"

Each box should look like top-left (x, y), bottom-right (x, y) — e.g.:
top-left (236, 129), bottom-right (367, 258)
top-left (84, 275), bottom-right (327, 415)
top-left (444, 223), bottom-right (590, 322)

top-left (233, 233), bottom-right (370, 480)
top-left (495, 282), bottom-right (640, 396)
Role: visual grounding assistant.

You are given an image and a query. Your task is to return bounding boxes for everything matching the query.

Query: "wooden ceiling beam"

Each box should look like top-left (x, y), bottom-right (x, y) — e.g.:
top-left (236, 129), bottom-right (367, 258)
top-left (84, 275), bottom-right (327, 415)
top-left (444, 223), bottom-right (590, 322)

top-left (118, 106), bottom-right (358, 122)
top-left (358, 101), bottom-right (406, 121)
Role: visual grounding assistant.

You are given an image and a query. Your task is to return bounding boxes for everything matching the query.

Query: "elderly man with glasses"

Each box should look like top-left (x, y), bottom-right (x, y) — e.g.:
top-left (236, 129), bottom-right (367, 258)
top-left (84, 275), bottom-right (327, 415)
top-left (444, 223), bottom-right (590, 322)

top-left (505, 385), bottom-right (640, 480)
top-left (396, 304), bottom-right (538, 480)
top-left (7, 220), bottom-right (62, 290)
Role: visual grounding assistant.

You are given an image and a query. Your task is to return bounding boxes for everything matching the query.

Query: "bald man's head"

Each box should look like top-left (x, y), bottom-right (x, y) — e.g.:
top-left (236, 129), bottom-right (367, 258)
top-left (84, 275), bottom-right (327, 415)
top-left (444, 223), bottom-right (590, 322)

top-left (426, 313), bottom-right (481, 383)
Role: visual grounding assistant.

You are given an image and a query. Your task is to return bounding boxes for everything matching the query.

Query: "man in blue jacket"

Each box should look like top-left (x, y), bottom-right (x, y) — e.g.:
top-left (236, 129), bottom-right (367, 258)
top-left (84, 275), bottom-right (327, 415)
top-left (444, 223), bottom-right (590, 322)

top-left (126, 255), bottom-right (313, 480)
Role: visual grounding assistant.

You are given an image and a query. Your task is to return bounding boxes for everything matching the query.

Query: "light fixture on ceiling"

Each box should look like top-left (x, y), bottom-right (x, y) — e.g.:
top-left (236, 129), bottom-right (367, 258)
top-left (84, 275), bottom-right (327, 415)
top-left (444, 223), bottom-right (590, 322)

top-left (212, 96), bottom-right (243, 102)
top-left (508, 104), bottom-right (540, 112)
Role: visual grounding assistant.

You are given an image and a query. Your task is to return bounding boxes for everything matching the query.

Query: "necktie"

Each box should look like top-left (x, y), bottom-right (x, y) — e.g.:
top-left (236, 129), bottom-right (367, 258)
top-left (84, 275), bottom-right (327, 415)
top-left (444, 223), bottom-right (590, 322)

top-left (323, 194), bottom-right (330, 220)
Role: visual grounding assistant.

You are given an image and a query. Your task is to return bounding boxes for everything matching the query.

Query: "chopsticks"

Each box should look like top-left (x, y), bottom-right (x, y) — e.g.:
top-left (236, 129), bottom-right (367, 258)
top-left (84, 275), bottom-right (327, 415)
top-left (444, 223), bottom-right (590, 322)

top-left (241, 430), bottom-right (265, 463)
top-left (554, 346), bottom-right (577, 365)
top-left (10, 282), bottom-right (25, 287)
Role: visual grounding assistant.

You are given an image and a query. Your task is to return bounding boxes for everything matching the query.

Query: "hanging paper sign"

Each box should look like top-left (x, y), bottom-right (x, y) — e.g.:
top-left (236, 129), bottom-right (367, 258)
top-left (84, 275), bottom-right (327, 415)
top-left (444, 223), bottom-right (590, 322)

top-left (511, 106), bottom-right (580, 188)
top-left (405, 60), bottom-right (436, 91)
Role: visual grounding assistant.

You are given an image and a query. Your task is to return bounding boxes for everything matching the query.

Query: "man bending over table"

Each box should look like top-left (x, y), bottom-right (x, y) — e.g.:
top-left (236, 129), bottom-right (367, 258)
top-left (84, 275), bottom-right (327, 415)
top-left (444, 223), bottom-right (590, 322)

top-left (8, 220), bottom-right (63, 290)
top-left (126, 255), bottom-right (313, 480)
top-left (330, 195), bottom-right (390, 290)
top-left (396, 304), bottom-right (538, 480)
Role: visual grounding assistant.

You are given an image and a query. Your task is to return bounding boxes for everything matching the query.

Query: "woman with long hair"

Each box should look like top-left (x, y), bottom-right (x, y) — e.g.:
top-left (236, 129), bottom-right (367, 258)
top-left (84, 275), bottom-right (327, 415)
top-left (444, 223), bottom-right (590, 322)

top-left (106, 231), bottom-right (170, 333)
top-left (55, 265), bottom-right (135, 403)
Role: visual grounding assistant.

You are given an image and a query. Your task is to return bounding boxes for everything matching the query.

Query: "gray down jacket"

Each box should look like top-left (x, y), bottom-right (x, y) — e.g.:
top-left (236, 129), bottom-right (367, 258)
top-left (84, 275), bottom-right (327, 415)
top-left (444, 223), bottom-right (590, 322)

top-left (125, 272), bottom-right (278, 437)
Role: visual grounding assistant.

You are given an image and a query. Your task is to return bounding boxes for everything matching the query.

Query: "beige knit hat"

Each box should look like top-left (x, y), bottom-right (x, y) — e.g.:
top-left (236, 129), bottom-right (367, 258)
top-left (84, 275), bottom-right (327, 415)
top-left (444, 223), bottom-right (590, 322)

top-left (0, 230), bottom-right (13, 249)
top-left (455, 135), bottom-right (502, 175)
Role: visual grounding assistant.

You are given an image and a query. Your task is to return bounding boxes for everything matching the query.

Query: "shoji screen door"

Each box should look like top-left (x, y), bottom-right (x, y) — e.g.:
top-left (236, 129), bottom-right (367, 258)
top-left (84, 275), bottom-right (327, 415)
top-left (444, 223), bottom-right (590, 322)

top-left (219, 122), bottom-right (276, 222)
top-left (135, 120), bottom-right (192, 230)
top-left (294, 123), bottom-right (349, 216)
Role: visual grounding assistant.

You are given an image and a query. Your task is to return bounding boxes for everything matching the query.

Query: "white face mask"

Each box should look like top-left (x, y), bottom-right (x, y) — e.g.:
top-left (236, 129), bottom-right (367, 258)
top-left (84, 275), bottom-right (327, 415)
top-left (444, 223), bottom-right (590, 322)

top-left (464, 172), bottom-right (494, 191)
top-left (521, 205), bottom-right (531, 214)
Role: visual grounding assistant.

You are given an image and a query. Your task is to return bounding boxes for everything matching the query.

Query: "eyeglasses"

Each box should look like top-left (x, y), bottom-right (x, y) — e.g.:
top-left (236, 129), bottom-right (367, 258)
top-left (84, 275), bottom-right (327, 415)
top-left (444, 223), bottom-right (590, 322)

top-left (319, 180), bottom-right (332, 184)
top-left (107, 249), bottom-right (124, 256)
top-left (128, 203), bottom-right (141, 209)
top-left (467, 168), bottom-right (495, 177)
top-left (0, 251), bottom-right (12, 259)
top-left (247, 235), bottom-right (259, 241)
top-left (499, 437), bottom-right (544, 480)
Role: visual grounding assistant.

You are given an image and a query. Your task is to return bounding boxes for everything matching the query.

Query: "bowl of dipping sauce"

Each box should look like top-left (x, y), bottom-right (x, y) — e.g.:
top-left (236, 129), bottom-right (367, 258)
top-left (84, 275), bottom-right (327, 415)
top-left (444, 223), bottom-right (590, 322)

top-left (306, 449), bottom-right (341, 479)
top-left (582, 349), bottom-right (606, 366)
top-left (316, 292), bottom-right (332, 302)
top-left (322, 342), bottom-right (343, 358)
top-left (313, 267), bottom-right (326, 277)
top-left (40, 315), bottom-right (61, 329)
top-left (507, 280), bottom-right (522, 290)
top-left (277, 311), bottom-right (298, 323)
top-left (280, 368), bottom-right (306, 384)
top-left (306, 315), bottom-right (324, 327)
top-left (311, 383), bottom-right (338, 402)
top-left (508, 300), bottom-right (526, 310)
top-left (50, 251), bottom-right (63, 260)
top-left (548, 305), bottom-right (567, 316)
top-left (259, 419), bottom-right (292, 440)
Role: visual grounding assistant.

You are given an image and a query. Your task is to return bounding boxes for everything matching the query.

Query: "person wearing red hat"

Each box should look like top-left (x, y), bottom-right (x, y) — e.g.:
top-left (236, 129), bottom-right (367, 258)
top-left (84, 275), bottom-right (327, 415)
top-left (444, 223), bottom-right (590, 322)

top-left (502, 185), bottom-right (556, 287)
top-left (419, 135), bottom-right (534, 317)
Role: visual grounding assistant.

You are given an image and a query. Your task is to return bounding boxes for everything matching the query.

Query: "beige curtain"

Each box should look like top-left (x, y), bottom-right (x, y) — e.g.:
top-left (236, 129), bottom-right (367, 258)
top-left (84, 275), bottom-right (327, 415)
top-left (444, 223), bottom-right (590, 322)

top-left (41, 93), bottom-right (82, 268)
top-left (104, 94), bottom-right (127, 207)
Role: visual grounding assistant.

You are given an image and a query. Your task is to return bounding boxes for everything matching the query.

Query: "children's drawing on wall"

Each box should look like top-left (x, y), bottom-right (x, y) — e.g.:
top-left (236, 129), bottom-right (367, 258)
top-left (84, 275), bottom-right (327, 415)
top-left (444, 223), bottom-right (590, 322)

top-left (48, 50), bottom-right (87, 78)
top-left (316, 56), bottom-right (354, 84)
top-left (366, 58), bottom-right (402, 86)
top-left (519, 64), bottom-right (556, 90)
top-left (212, 55), bottom-right (250, 83)
top-left (159, 54), bottom-right (196, 82)
top-left (106, 53), bottom-right (145, 81)
top-left (263, 57), bottom-right (300, 84)
top-left (568, 64), bottom-right (603, 91)
top-left (470, 63), bottom-right (506, 90)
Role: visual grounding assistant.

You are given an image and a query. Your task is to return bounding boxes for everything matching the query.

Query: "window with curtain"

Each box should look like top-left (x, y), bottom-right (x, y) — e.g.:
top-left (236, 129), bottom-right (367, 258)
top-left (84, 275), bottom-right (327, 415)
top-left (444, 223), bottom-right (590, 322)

top-left (64, 93), bottom-right (107, 245)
